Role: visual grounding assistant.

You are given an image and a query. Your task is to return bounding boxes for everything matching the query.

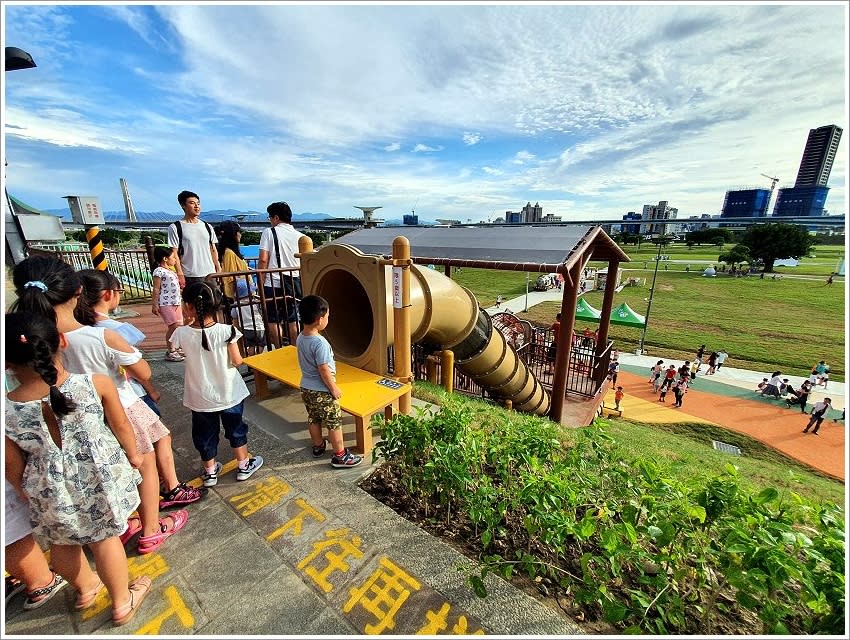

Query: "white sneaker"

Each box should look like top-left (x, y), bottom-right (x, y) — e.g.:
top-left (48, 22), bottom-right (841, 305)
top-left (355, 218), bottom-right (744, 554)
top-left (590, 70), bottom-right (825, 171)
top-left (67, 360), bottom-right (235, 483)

top-left (236, 456), bottom-right (264, 481)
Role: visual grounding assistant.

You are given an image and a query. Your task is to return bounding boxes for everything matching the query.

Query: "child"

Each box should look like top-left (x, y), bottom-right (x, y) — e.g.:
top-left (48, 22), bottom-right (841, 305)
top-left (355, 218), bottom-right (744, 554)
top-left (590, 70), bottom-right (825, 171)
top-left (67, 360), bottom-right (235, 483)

top-left (614, 386), bottom-right (624, 412)
top-left (172, 281), bottom-right (263, 486)
top-left (755, 378), bottom-right (768, 393)
top-left (296, 295), bottom-right (362, 468)
top-left (4, 312), bottom-right (152, 626)
top-left (649, 360), bottom-right (664, 389)
top-left (76, 269), bottom-right (204, 511)
top-left (607, 358), bottom-right (620, 387)
top-left (12, 256), bottom-right (189, 554)
top-left (151, 246), bottom-right (185, 362)
top-left (231, 278), bottom-right (266, 356)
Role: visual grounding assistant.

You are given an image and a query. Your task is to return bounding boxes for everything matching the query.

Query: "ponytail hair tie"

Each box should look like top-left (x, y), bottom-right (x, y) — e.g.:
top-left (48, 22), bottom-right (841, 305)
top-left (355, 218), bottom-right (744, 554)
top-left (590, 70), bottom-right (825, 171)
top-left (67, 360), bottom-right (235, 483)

top-left (23, 280), bottom-right (48, 292)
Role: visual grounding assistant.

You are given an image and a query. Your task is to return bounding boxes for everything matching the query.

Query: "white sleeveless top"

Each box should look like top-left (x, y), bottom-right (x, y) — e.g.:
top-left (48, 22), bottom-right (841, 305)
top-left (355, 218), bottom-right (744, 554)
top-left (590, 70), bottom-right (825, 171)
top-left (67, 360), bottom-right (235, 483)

top-left (61, 325), bottom-right (142, 408)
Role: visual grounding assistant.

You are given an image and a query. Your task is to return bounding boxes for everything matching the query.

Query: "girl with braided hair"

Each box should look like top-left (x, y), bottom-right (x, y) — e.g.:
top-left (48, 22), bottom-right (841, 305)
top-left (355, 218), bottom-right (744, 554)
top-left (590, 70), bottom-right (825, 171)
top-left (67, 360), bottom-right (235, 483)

top-left (4, 312), bottom-right (152, 625)
top-left (172, 281), bottom-right (263, 487)
top-left (75, 269), bottom-right (204, 510)
top-left (11, 256), bottom-right (189, 556)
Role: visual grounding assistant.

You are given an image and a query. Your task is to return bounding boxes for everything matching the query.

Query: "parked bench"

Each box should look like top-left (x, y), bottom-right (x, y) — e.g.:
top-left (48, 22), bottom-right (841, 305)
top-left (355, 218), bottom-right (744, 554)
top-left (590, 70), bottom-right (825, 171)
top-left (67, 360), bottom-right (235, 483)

top-left (243, 346), bottom-right (411, 456)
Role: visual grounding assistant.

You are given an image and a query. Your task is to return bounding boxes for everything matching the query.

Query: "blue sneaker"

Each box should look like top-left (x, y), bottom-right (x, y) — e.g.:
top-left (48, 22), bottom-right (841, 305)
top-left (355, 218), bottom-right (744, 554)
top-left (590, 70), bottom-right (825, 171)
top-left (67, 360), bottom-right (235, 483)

top-left (236, 456), bottom-right (264, 481)
top-left (331, 449), bottom-right (362, 468)
top-left (201, 461), bottom-right (223, 487)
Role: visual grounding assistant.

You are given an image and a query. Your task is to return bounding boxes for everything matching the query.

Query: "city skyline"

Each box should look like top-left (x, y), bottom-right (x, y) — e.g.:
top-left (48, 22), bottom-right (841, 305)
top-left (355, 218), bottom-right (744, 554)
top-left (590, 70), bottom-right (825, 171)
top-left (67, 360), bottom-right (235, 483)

top-left (2, 3), bottom-right (848, 222)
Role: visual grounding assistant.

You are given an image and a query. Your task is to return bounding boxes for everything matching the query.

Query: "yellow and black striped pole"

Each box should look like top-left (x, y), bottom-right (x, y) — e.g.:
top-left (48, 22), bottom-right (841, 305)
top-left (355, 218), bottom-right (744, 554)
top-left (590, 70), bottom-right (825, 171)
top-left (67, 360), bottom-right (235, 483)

top-left (85, 226), bottom-right (108, 271)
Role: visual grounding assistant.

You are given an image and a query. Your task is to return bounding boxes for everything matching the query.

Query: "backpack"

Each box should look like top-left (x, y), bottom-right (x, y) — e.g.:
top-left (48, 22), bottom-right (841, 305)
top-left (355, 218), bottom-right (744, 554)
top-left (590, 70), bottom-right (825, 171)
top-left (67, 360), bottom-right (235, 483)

top-left (174, 220), bottom-right (215, 257)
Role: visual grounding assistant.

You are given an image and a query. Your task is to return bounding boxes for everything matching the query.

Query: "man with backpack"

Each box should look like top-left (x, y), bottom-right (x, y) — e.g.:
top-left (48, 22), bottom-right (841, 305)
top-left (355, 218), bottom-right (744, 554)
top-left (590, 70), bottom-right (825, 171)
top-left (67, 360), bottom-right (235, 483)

top-left (167, 190), bottom-right (221, 289)
top-left (258, 201), bottom-right (307, 347)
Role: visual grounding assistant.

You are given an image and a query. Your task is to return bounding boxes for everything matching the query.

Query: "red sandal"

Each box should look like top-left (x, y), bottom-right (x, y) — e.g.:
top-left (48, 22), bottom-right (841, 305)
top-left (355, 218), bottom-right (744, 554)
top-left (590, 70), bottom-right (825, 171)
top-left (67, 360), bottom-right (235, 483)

top-left (137, 510), bottom-right (189, 555)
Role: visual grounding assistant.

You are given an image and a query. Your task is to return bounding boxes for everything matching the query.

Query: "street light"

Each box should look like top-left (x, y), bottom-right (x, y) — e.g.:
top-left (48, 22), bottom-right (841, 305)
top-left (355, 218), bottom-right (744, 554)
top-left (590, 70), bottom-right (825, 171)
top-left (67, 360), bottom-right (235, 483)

top-left (637, 234), bottom-right (669, 354)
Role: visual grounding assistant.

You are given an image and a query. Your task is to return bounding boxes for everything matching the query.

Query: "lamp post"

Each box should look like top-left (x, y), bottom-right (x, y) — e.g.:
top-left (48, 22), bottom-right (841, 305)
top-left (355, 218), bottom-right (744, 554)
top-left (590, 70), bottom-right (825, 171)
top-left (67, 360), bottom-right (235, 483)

top-left (638, 234), bottom-right (667, 354)
top-left (523, 272), bottom-right (529, 312)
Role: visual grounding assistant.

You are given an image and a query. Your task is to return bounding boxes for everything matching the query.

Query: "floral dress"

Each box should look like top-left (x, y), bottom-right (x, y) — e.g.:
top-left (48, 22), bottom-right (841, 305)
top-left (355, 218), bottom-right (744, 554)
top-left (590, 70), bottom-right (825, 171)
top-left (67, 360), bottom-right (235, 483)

top-left (4, 374), bottom-right (141, 546)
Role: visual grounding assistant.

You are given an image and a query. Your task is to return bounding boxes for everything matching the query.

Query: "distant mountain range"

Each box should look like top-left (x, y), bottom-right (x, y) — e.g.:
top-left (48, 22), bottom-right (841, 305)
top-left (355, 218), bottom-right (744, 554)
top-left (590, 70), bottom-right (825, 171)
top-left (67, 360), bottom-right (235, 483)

top-left (39, 208), bottom-right (440, 226)
top-left (40, 208), bottom-right (338, 223)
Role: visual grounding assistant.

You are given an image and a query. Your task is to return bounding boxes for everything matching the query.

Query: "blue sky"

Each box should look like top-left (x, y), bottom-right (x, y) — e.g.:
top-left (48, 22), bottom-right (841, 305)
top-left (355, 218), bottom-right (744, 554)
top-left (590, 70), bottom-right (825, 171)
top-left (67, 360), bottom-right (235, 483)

top-left (2, 2), bottom-right (848, 222)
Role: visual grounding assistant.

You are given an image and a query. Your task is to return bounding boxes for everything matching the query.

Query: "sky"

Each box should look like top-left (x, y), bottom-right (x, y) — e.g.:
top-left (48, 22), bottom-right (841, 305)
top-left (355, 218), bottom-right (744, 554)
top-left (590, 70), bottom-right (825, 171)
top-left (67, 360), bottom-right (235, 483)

top-left (2, 2), bottom-right (848, 223)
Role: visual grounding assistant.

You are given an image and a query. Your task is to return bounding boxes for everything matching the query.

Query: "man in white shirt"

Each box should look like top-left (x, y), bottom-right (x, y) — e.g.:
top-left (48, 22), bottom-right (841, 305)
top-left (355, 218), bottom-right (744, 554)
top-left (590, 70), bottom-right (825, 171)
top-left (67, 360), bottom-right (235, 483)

top-left (803, 398), bottom-right (832, 435)
top-left (258, 201), bottom-right (306, 346)
top-left (167, 190), bottom-right (221, 289)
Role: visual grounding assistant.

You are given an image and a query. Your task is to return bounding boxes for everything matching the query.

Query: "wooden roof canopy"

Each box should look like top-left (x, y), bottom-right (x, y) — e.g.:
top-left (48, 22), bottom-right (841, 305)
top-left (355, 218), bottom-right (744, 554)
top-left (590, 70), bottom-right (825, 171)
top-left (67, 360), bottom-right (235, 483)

top-left (334, 225), bottom-right (630, 274)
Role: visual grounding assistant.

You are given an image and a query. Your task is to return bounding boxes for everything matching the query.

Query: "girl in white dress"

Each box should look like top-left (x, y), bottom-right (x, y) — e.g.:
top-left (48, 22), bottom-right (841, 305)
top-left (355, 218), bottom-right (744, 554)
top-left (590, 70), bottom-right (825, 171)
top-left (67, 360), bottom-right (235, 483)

top-left (5, 311), bottom-right (152, 626)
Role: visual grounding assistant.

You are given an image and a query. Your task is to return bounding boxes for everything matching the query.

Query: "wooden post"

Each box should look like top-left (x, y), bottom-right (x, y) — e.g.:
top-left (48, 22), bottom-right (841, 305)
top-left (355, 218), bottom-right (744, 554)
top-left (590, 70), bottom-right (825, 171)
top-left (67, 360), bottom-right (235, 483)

top-left (440, 349), bottom-right (454, 394)
top-left (392, 236), bottom-right (412, 414)
top-left (549, 260), bottom-right (583, 421)
top-left (595, 258), bottom-right (619, 357)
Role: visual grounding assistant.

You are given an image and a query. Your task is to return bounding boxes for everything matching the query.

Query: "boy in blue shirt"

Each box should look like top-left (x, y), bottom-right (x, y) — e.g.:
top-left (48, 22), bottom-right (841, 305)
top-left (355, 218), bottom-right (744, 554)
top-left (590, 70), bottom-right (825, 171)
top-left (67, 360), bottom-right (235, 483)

top-left (296, 295), bottom-right (362, 468)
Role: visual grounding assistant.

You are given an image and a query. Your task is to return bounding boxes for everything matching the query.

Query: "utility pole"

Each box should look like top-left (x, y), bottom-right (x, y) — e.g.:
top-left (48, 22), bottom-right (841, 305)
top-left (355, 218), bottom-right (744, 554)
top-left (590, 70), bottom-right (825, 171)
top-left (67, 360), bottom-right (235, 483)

top-left (638, 234), bottom-right (668, 354)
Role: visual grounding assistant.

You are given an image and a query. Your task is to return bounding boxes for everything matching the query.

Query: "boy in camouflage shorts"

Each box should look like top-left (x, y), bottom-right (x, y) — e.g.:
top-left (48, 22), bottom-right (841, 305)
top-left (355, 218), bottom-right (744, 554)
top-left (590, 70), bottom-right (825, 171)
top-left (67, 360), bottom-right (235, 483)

top-left (295, 295), bottom-right (362, 468)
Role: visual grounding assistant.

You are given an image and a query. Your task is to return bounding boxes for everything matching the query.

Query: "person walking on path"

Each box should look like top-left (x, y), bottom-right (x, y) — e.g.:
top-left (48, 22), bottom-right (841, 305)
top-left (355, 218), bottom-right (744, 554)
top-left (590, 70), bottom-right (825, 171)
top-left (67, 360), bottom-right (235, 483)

top-left (648, 360), bottom-right (664, 387)
top-left (715, 349), bottom-right (729, 371)
top-left (151, 246), bottom-right (186, 362)
top-left (672, 374), bottom-right (690, 408)
top-left (706, 352), bottom-right (718, 375)
top-left (172, 281), bottom-right (263, 487)
top-left (803, 398), bottom-right (832, 435)
top-left (607, 358), bottom-right (620, 387)
top-left (614, 386), bottom-right (624, 412)
top-left (258, 201), bottom-right (307, 347)
top-left (296, 295), bottom-right (363, 468)
top-left (4, 312), bottom-right (153, 626)
top-left (167, 190), bottom-right (221, 290)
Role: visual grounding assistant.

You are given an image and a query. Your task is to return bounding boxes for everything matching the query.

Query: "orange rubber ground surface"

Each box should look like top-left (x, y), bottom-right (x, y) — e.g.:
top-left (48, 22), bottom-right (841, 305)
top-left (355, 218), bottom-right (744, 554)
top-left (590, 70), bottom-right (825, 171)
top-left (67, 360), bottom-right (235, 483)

top-left (608, 370), bottom-right (846, 482)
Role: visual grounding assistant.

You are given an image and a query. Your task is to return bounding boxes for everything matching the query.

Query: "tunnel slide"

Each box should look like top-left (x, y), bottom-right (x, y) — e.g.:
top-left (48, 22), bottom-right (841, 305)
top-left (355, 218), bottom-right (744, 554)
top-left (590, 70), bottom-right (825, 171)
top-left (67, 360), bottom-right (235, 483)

top-left (302, 244), bottom-right (550, 416)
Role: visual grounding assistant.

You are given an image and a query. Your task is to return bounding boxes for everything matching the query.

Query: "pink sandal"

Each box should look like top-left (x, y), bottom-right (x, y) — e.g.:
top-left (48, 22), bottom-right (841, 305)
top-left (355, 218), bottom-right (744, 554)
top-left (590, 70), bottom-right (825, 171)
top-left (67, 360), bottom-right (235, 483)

top-left (119, 516), bottom-right (142, 545)
top-left (75, 576), bottom-right (105, 610)
top-left (137, 510), bottom-right (189, 555)
top-left (112, 575), bottom-right (152, 626)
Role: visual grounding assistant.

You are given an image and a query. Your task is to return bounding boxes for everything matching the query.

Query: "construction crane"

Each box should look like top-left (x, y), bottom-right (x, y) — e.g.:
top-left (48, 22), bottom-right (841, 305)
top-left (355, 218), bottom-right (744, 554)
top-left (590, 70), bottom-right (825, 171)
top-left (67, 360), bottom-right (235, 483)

top-left (760, 173), bottom-right (779, 216)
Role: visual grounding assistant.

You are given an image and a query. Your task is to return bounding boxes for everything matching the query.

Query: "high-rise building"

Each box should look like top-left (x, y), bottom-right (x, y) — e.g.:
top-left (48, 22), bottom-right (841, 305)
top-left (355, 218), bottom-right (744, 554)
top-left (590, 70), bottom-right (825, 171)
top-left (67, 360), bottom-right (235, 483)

top-left (721, 189), bottom-right (771, 219)
top-left (794, 124), bottom-right (843, 187)
top-left (621, 211), bottom-right (641, 234)
top-left (521, 201), bottom-right (543, 223)
top-left (642, 201), bottom-right (677, 235)
top-left (773, 186), bottom-right (830, 218)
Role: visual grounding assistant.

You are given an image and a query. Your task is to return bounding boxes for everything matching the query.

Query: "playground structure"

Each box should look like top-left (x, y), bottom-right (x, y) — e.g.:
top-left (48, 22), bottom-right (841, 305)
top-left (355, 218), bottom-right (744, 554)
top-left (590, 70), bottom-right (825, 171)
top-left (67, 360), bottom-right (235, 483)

top-left (298, 239), bottom-right (551, 415)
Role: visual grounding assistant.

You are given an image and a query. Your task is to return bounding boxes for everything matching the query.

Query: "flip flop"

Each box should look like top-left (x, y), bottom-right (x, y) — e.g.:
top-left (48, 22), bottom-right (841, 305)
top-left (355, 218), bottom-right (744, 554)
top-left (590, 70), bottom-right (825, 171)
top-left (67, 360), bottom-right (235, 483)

top-left (119, 515), bottom-right (143, 545)
top-left (112, 575), bottom-right (152, 626)
top-left (75, 576), bottom-right (106, 610)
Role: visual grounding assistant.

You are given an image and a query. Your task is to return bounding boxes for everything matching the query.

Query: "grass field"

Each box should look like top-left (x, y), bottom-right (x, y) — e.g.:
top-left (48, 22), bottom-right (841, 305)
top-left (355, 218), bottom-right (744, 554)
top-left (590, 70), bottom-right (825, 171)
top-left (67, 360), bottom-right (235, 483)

top-left (452, 244), bottom-right (846, 380)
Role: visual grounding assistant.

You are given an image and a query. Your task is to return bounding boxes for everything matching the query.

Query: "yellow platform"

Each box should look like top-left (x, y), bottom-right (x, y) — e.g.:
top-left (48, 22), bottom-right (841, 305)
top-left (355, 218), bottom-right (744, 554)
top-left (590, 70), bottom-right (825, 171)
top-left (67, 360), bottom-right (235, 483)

top-left (602, 387), bottom-right (716, 425)
top-left (243, 346), bottom-right (412, 455)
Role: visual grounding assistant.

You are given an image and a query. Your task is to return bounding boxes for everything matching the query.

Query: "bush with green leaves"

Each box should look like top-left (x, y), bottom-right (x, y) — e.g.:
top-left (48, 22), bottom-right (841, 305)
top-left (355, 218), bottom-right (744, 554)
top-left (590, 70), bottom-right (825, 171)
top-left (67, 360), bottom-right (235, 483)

top-left (370, 397), bottom-right (845, 634)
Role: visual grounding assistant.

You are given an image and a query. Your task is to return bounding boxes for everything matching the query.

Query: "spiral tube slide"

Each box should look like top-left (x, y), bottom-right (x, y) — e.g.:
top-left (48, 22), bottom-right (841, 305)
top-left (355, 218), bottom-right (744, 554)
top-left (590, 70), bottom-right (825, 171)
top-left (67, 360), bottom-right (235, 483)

top-left (301, 243), bottom-right (550, 416)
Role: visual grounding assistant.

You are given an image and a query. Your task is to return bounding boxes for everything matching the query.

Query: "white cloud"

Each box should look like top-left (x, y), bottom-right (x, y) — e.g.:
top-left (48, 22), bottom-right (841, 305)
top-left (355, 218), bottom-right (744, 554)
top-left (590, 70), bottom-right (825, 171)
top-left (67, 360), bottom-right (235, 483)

top-left (2, 4), bottom-right (846, 221)
top-left (512, 151), bottom-right (537, 165)
top-left (412, 144), bottom-right (442, 153)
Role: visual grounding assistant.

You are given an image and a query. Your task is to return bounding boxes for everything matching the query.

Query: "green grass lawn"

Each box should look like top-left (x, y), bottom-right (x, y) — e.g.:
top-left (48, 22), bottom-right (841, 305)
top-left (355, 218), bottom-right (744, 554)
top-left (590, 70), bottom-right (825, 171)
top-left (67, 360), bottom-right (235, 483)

top-left (451, 244), bottom-right (845, 380)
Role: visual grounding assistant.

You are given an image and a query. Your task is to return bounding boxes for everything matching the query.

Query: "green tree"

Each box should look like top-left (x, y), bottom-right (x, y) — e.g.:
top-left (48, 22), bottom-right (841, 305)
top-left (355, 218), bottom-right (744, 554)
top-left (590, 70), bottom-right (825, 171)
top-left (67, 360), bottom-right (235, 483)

top-left (739, 223), bottom-right (815, 273)
top-left (718, 244), bottom-right (751, 268)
